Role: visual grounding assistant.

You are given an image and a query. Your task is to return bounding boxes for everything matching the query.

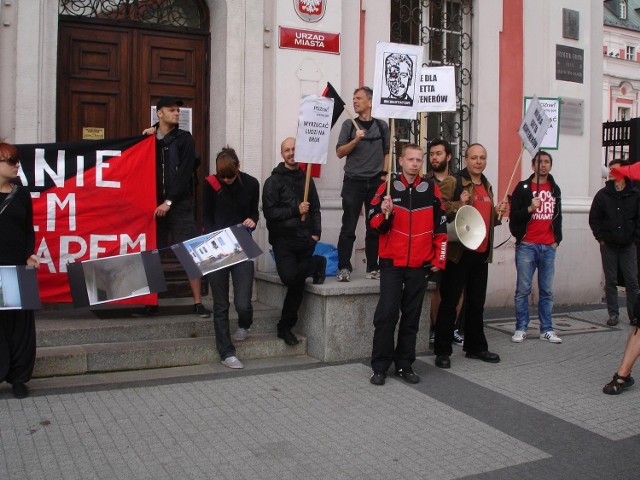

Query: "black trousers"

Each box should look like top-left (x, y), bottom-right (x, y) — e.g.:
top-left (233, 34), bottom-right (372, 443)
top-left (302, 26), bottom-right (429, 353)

top-left (337, 176), bottom-right (382, 272)
top-left (370, 264), bottom-right (429, 373)
top-left (0, 310), bottom-right (36, 385)
top-left (272, 236), bottom-right (315, 333)
top-left (434, 250), bottom-right (490, 357)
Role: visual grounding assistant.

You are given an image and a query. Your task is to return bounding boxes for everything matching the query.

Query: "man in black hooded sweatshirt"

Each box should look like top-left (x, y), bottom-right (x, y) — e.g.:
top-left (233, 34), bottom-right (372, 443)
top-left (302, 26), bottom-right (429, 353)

top-left (262, 137), bottom-right (325, 346)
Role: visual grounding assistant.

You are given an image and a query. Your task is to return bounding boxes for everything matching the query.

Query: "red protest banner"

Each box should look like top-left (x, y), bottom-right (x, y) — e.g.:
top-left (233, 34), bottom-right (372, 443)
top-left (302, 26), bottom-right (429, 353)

top-left (16, 136), bottom-right (157, 303)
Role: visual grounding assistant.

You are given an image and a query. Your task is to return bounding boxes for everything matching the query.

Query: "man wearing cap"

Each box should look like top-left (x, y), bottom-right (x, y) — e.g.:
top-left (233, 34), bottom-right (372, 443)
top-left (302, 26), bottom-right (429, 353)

top-left (136, 97), bottom-right (210, 318)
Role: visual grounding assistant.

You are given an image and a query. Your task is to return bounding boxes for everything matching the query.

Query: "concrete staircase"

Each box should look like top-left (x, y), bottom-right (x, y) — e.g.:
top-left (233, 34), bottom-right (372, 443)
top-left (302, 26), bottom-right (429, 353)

top-left (33, 300), bottom-right (306, 378)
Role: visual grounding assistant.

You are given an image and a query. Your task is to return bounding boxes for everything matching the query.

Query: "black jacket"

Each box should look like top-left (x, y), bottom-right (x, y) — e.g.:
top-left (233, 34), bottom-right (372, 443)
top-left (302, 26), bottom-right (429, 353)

top-left (202, 171), bottom-right (260, 233)
top-left (155, 128), bottom-right (197, 204)
top-left (262, 163), bottom-right (321, 244)
top-left (589, 180), bottom-right (640, 247)
top-left (509, 173), bottom-right (562, 245)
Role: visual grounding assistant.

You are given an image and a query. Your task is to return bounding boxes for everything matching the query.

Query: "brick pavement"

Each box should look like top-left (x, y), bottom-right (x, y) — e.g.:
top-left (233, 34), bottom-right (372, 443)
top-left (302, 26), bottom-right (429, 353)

top-left (1, 306), bottom-right (640, 479)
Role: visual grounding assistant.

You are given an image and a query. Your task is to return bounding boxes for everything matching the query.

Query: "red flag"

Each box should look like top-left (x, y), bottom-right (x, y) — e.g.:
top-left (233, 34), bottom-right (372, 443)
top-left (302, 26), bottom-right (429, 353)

top-left (16, 136), bottom-right (157, 303)
top-left (611, 163), bottom-right (640, 181)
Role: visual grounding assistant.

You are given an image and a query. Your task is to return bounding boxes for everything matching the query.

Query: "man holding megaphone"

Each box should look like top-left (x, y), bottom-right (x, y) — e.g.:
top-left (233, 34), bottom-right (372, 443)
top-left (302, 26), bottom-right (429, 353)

top-left (433, 144), bottom-right (507, 369)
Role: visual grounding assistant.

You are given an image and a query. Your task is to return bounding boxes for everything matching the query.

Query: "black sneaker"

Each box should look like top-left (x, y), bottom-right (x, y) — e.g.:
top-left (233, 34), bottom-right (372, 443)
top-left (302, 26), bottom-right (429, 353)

top-left (395, 367), bottom-right (420, 384)
top-left (312, 255), bottom-right (327, 285)
top-left (278, 331), bottom-right (300, 346)
top-left (370, 371), bottom-right (386, 385)
top-left (194, 303), bottom-right (211, 318)
top-left (453, 329), bottom-right (464, 347)
top-left (131, 305), bottom-right (159, 317)
top-left (12, 383), bottom-right (29, 399)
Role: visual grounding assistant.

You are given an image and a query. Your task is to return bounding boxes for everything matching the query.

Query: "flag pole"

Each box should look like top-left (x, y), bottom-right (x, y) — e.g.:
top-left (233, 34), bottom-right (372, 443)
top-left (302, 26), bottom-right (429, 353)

top-left (385, 118), bottom-right (395, 219)
top-left (498, 144), bottom-right (526, 221)
top-left (343, 106), bottom-right (361, 131)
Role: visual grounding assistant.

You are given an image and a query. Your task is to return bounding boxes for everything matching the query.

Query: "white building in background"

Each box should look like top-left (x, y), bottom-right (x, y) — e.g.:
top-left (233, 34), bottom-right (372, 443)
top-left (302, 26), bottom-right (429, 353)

top-left (0, 0), bottom-right (604, 307)
top-left (603, 0), bottom-right (640, 124)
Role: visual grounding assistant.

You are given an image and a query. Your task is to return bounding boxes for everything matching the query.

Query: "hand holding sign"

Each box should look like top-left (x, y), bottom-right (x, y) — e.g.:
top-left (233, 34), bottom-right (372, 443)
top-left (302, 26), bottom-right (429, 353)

top-left (500, 96), bottom-right (552, 220)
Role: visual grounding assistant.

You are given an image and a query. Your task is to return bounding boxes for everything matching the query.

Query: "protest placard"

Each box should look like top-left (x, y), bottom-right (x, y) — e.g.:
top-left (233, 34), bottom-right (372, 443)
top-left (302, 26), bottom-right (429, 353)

top-left (295, 95), bottom-right (334, 165)
top-left (415, 66), bottom-right (457, 112)
top-left (372, 42), bottom-right (423, 119)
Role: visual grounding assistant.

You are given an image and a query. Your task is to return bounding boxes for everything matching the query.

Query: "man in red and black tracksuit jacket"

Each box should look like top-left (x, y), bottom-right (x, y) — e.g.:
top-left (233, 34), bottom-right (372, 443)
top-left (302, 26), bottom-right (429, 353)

top-left (368, 143), bottom-right (447, 386)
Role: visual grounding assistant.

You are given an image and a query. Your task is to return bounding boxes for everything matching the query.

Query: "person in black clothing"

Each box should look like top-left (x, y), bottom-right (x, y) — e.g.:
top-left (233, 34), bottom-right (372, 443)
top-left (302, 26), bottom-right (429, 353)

top-left (0, 143), bottom-right (40, 399)
top-left (137, 97), bottom-right (210, 318)
top-left (203, 147), bottom-right (260, 369)
top-left (589, 159), bottom-right (640, 326)
top-left (262, 137), bottom-right (325, 346)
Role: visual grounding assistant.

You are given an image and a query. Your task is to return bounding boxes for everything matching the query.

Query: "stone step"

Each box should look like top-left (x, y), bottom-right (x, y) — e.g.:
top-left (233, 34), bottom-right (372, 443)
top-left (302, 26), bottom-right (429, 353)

top-left (36, 302), bottom-right (281, 347)
top-left (33, 333), bottom-right (306, 378)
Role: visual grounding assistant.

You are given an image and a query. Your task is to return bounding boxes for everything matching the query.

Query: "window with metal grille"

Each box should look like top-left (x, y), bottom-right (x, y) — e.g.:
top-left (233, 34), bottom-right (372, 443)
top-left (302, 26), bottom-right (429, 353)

top-left (390, 0), bottom-right (473, 173)
top-left (58, 0), bottom-right (208, 31)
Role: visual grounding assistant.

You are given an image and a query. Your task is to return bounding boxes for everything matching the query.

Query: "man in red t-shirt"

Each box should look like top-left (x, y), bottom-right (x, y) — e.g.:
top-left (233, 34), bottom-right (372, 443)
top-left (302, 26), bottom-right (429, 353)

top-left (509, 151), bottom-right (563, 343)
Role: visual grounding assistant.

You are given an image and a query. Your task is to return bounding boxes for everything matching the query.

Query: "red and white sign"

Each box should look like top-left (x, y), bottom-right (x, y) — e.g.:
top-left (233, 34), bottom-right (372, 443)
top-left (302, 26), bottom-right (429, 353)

top-left (294, 0), bottom-right (326, 23)
top-left (279, 27), bottom-right (340, 55)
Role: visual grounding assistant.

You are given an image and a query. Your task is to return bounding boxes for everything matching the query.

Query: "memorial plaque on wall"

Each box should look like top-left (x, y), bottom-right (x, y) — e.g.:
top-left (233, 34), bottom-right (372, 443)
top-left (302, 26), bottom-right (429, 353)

top-left (556, 45), bottom-right (584, 83)
top-left (559, 97), bottom-right (584, 136)
top-left (562, 9), bottom-right (579, 40)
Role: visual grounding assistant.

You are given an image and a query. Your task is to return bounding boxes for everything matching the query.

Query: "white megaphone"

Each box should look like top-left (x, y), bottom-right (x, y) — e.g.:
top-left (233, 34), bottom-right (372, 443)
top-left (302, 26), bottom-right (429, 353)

top-left (447, 205), bottom-right (487, 250)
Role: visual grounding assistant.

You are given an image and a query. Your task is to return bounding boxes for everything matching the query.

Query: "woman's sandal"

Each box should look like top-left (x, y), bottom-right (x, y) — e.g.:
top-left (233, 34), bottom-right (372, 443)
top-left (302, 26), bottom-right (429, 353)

top-left (603, 372), bottom-right (635, 395)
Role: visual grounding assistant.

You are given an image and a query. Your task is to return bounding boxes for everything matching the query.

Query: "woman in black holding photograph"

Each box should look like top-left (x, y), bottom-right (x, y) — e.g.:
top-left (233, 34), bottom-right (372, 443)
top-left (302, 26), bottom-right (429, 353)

top-left (0, 142), bottom-right (40, 398)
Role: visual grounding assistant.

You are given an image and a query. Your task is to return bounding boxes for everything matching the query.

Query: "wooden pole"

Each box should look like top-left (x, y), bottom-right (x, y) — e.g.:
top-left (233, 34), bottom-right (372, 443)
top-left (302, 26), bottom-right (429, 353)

top-left (343, 107), bottom-right (360, 131)
top-left (498, 144), bottom-right (526, 220)
top-left (301, 164), bottom-right (312, 222)
top-left (385, 118), bottom-right (395, 219)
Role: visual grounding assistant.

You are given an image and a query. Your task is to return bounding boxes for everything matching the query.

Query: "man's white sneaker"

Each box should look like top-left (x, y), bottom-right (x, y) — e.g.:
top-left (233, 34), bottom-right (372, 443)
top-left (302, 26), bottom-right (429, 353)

top-left (233, 328), bottom-right (249, 341)
top-left (337, 269), bottom-right (351, 282)
top-left (221, 356), bottom-right (244, 369)
top-left (539, 331), bottom-right (562, 344)
top-left (511, 330), bottom-right (527, 343)
top-left (365, 270), bottom-right (381, 280)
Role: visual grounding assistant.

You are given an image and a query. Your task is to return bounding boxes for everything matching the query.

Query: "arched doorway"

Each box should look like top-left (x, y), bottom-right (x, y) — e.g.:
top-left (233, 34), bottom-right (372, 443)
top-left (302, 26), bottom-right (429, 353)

top-left (56, 0), bottom-right (210, 177)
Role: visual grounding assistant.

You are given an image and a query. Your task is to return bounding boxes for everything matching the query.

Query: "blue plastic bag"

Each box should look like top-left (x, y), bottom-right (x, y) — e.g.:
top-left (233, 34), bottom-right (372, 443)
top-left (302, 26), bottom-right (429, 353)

top-left (313, 242), bottom-right (339, 277)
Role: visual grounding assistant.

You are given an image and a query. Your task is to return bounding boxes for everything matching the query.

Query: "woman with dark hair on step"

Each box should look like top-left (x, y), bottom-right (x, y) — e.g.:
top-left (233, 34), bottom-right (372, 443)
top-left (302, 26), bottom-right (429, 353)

top-left (203, 146), bottom-right (260, 370)
top-left (0, 142), bottom-right (40, 399)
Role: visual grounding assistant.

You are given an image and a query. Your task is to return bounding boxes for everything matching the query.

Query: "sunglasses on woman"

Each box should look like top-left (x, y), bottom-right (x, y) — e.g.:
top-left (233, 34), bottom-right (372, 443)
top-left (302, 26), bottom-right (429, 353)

top-left (1, 157), bottom-right (20, 166)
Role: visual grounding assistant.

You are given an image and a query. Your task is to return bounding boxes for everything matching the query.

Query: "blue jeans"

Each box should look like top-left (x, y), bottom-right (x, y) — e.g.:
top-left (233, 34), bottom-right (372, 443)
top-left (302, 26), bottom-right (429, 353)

top-left (514, 242), bottom-right (556, 333)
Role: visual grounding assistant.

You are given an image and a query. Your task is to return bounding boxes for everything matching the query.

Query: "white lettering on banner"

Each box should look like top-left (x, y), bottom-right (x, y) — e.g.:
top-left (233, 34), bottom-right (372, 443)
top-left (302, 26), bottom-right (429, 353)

top-left (33, 148), bottom-right (66, 187)
top-left (19, 149), bottom-right (123, 188)
top-left (58, 236), bottom-right (87, 271)
top-left (119, 234), bottom-right (146, 254)
top-left (76, 155), bottom-right (85, 187)
top-left (96, 150), bottom-right (121, 188)
top-left (90, 234), bottom-right (119, 258)
top-left (47, 193), bottom-right (76, 232)
top-left (36, 234), bottom-right (148, 273)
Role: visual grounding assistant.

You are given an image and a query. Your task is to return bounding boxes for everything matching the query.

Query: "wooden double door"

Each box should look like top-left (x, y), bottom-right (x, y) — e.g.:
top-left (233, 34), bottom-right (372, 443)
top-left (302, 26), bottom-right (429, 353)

top-left (57, 19), bottom-right (209, 157)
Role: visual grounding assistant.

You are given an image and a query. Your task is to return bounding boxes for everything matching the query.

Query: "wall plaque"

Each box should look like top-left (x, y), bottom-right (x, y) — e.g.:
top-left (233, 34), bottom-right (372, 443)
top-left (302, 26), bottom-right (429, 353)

top-left (559, 97), bottom-right (583, 136)
top-left (562, 9), bottom-right (579, 40)
top-left (82, 127), bottom-right (105, 140)
top-left (556, 45), bottom-right (583, 84)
